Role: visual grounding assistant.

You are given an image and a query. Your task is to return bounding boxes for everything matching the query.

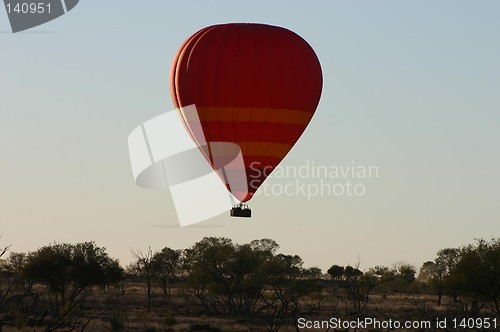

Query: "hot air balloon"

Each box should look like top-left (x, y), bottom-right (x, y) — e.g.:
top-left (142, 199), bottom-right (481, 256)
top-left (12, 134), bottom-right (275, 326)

top-left (170, 23), bottom-right (323, 217)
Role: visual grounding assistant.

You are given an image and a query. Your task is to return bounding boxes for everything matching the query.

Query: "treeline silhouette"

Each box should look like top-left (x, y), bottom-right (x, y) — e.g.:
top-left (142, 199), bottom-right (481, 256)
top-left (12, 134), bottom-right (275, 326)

top-left (0, 237), bottom-right (499, 331)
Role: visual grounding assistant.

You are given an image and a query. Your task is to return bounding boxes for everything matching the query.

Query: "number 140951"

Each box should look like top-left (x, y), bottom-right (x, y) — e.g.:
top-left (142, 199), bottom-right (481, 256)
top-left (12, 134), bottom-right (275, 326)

top-left (6, 2), bottom-right (51, 14)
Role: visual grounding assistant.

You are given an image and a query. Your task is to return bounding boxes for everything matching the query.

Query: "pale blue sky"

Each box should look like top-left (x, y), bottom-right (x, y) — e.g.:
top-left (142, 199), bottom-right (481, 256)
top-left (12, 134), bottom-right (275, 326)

top-left (1, 1), bottom-right (499, 271)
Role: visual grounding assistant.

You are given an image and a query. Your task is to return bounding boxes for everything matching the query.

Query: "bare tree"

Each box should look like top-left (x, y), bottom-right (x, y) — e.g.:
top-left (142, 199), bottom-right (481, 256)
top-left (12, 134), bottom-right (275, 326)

top-left (131, 247), bottom-right (155, 310)
top-left (0, 236), bottom-right (10, 258)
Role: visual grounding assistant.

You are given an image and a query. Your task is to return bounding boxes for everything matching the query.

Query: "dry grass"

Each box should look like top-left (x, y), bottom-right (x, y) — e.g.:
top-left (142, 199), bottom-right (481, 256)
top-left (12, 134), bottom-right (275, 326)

top-left (0, 282), bottom-right (492, 331)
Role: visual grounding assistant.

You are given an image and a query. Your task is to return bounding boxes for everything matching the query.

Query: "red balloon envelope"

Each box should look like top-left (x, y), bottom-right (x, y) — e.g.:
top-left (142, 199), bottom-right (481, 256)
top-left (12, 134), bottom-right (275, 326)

top-left (170, 23), bottom-right (323, 202)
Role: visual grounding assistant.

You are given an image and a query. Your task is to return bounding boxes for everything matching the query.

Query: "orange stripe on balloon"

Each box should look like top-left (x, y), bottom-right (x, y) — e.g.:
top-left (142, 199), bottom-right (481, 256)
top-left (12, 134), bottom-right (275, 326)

top-left (191, 107), bottom-right (314, 127)
top-left (234, 142), bottom-right (292, 158)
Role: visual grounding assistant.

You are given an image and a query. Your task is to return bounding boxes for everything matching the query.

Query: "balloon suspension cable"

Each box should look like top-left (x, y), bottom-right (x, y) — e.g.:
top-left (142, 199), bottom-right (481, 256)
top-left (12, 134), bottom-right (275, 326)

top-left (219, 167), bottom-right (237, 206)
top-left (220, 165), bottom-right (251, 218)
top-left (234, 202), bottom-right (249, 209)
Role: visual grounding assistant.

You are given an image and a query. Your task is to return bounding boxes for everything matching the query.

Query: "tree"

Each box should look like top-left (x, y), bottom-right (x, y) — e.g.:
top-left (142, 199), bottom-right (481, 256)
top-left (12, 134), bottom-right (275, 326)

top-left (181, 235), bottom-right (321, 331)
top-left (391, 262), bottom-right (417, 293)
top-left (330, 264), bottom-right (403, 314)
top-left (302, 267), bottom-right (322, 280)
top-left (450, 239), bottom-right (500, 317)
top-left (183, 237), bottom-right (267, 316)
top-left (327, 265), bottom-right (344, 280)
top-left (25, 242), bottom-right (122, 302)
top-left (249, 238), bottom-right (279, 257)
top-left (131, 247), bottom-right (155, 310)
top-left (0, 252), bottom-right (30, 307)
top-left (341, 265), bottom-right (369, 314)
top-left (418, 261), bottom-right (437, 283)
top-left (0, 236), bottom-right (10, 259)
top-left (182, 237), bottom-right (237, 314)
top-left (152, 247), bottom-right (182, 296)
top-left (23, 242), bottom-right (123, 330)
top-left (0, 253), bottom-right (21, 316)
top-left (394, 263), bottom-right (416, 283)
top-left (260, 253), bottom-right (305, 331)
top-left (433, 248), bottom-right (461, 305)
top-left (344, 265), bottom-right (363, 279)
top-left (0, 245), bottom-right (9, 259)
